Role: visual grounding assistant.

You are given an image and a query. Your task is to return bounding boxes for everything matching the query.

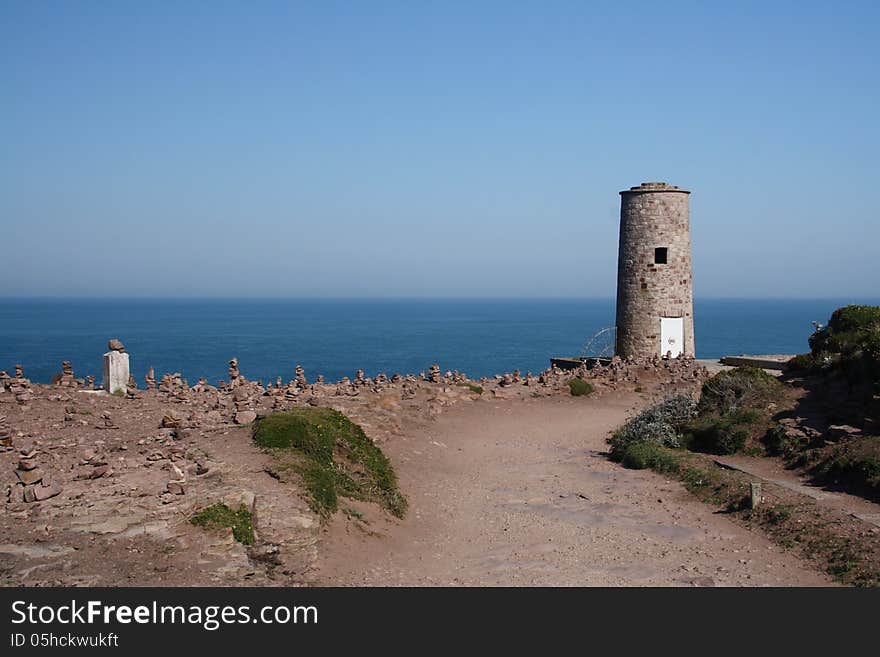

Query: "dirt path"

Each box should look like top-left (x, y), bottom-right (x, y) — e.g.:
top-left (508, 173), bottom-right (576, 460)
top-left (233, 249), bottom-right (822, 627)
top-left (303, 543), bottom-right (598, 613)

top-left (313, 393), bottom-right (833, 586)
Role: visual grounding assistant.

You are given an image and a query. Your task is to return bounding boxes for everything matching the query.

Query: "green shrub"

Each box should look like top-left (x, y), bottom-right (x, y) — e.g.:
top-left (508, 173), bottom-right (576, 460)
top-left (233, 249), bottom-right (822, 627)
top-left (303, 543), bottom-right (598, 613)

top-left (808, 305), bottom-right (880, 387)
top-left (456, 382), bottom-right (483, 395)
top-left (191, 503), bottom-right (255, 545)
top-left (811, 437), bottom-right (880, 501)
top-left (786, 353), bottom-right (819, 372)
top-left (621, 442), bottom-right (681, 473)
top-left (810, 305), bottom-right (880, 351)
top-left (254, 408), bottom-right (407, 518)
top-left (684, 414), bottom-right (749, 455)
top-left (609, 395), bottom-right (697, 456)
top-left (679, 368), bottom-right (783, 456)
top-left (697, 367), bottom-right (783, 416)
top-left (568, 379), bottom-right (594, 397)
top-left (763, 424), bottom-right (810, 458)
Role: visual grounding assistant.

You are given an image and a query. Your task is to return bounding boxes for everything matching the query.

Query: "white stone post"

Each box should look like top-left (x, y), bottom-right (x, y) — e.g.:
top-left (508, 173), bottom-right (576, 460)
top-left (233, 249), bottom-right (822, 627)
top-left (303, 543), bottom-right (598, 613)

top-left (102, 351), bottom-right (130, 394)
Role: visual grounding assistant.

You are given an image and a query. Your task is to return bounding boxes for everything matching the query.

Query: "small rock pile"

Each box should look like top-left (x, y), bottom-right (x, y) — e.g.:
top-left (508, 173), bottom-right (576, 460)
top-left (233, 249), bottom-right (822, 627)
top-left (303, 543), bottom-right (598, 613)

top-left (233, 387), bottom-right (256, 425)
top-left (427, 364), bottom-right (442, 383)
top-left (191, 377), bottom-right (216, 393)
top-left (145, 366), bottom-right (156, 390)
top-left (295, 365), bottom-right (308, 389)
top-left (13, 447), bottom-right (62, 502)
top-left (158, 373), bottom-right (190, 402)
top-left (56, 361), bottom-right (76, 387)
top-left (75, 448), bottom-right (111, 481)
top-left (9, 365), bottom-right (33, 407)
top-left (228, 358), bottom-right (240, 386)
top-left (0, 415), bottom-right (13, 451)
top-left (335, 376), bottom-right (359, 396)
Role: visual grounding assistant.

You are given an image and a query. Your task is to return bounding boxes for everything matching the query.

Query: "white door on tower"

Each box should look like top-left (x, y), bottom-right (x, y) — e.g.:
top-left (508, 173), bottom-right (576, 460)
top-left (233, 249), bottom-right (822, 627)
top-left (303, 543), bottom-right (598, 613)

top-left (660, 317), bottom-right (684, 358)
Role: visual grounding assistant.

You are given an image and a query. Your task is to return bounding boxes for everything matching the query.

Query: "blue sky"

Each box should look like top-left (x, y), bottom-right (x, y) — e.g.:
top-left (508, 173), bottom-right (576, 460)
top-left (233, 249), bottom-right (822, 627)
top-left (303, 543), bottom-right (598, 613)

top-left (1, 1), bottom-right (877, 298)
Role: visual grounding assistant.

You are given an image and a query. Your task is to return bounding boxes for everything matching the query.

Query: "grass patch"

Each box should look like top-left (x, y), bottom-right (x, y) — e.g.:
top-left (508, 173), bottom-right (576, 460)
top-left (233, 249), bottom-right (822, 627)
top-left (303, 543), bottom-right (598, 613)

top-left (568, 379), bottom-right (594, 397)
top-left (254, 408), bottom-right (407, 520)
top-left (619, 442), bottom-right (680, 474)
top-left (343, 507), bottom-right (366, 522)
top-left (190, 503), bottom-right (255, 545)
top-left (456, 382), bottom-right (483, 395)
top-left (766, 505), bottom-right (793, 525)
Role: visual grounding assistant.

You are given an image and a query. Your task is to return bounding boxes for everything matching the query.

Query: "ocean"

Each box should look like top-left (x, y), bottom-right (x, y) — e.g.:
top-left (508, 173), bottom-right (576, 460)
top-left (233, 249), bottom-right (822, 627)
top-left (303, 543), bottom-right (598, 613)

top-left (0, 298), bottom-right (875, 385)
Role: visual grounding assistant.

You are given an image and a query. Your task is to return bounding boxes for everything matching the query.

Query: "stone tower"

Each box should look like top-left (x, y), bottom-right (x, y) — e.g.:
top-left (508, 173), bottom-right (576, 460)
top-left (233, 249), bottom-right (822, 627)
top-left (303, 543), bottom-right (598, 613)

top-left (615, 182), bottom-right (694, 359)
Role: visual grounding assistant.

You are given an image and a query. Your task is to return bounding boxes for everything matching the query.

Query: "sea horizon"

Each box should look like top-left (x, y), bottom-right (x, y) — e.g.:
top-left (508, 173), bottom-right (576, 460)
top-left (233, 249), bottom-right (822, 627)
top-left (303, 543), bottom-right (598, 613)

top-left (2, 297), bottom-right (877, 386)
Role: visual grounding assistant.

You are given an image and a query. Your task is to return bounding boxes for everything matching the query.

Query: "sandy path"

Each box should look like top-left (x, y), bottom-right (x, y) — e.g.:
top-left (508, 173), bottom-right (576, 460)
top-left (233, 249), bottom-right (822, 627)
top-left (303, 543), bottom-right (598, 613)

top-left (313, 393), bottom-right (833, 586)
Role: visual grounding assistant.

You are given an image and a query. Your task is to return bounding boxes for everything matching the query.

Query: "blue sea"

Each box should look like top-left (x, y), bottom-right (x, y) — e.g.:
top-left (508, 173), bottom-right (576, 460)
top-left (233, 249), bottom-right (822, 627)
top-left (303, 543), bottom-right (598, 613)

top-left (0, 298), bottom-right (875, 385)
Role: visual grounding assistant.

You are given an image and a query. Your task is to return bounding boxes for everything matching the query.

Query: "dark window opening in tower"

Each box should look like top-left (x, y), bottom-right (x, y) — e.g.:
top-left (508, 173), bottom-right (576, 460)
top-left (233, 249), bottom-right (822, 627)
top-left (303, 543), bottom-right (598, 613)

top-left (654, 247), bottom-right (668, 264)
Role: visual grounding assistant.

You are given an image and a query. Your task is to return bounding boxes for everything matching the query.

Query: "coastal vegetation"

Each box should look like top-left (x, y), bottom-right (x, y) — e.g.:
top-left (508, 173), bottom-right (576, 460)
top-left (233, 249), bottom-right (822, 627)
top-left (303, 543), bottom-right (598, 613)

top-left (609, 394), bottom-right (696, 456)
top-left (782, 305), bottom-right (880, 499)
top-left (608, 388), bottom-right (880, 586)
top-left (788, 304), bottom-right (880, 388)
top-left (456, 382), bottom-right (484, 395)
top-left (681, 367), bottom-right (785, 455)
top-left (254, 408), bottom-right (407, 519)
top-left (568, 379), bottom-right (594, 397)
top-left (607, 305), bottom-right (880, 585)
top-left (190, 503), bottom-right (255, 545)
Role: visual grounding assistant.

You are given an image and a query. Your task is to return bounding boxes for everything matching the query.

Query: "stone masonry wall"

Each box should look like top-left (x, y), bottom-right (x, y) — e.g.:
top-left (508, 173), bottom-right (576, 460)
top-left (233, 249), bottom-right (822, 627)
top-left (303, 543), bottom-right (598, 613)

top-left (615, 182), bottom-right (695, 358)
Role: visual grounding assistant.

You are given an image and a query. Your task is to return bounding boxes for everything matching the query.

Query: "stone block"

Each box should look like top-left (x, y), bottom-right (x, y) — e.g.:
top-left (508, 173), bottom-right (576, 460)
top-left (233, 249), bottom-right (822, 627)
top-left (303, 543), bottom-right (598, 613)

top-left (102, 351), bottom-right (130, 394)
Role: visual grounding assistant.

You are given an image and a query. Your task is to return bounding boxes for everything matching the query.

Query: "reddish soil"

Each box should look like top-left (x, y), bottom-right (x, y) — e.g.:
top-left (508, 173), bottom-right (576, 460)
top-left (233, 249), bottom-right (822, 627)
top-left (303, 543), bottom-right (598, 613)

top-left (314, 393), bottom-right (834, 586)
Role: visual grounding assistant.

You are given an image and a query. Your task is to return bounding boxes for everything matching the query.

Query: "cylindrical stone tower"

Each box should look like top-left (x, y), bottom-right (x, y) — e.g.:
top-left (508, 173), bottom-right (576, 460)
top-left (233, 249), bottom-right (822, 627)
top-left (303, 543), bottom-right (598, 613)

top-left (615, 182), bottom-right (694, 359)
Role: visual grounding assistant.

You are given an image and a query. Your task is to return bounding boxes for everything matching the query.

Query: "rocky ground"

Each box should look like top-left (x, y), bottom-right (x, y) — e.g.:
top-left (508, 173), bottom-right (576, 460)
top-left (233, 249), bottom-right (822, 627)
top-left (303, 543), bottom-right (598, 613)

top-left (2, 352), bottom-right (841, 587)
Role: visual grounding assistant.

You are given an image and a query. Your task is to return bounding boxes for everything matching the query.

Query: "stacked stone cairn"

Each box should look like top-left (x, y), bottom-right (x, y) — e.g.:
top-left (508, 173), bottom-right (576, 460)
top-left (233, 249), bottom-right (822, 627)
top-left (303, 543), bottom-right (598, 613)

top-left (0, 415), bottom-right (12, 451)
top-left (14, 446), bottom-right (62, 502)
top-left (233, 386), bottom-right (256, 424)
top-left (427, 364), bottom-right (442, 383)
top-left (228, 358), bottom-right (240, 386)
top-left (9, 366), bottom-right (33, 407)
top-left (295, 365), bottom-right (308, 389)
top-left (273, 384), bottom-right (286, 409)
top-left (86, 375), bottom-right (95, 389)
top-left (0, 370), bottom-right (9, 394)
top-left (284, 380), bottom-right (300, 403)
top-left (56, 361), bottom-right (76, 387)
top-left (336, 376), bottom-right (359, 396)
top-left (126, 374), bottom-right (138, 398)
top-left (145, 366), bottom-right (156, 390)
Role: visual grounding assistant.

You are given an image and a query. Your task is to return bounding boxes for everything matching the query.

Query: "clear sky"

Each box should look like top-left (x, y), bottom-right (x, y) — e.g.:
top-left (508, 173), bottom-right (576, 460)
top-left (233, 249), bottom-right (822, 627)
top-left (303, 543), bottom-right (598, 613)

top-left (1, 1), bottom-right (877, 298)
